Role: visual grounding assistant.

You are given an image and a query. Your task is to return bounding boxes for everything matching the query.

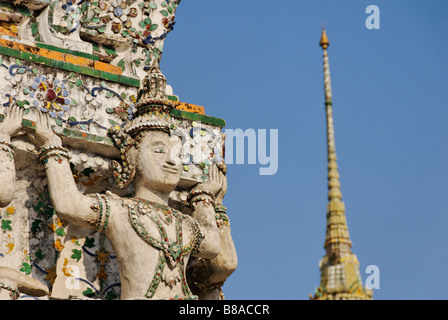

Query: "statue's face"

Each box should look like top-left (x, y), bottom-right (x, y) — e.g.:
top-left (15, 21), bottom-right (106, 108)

top-left (137, 130), bottom-right (183, 193)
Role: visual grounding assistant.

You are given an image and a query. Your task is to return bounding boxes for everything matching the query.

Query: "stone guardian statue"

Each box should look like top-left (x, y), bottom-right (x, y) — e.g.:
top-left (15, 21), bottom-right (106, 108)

top-left (26, 64), bottom-right (234, 300)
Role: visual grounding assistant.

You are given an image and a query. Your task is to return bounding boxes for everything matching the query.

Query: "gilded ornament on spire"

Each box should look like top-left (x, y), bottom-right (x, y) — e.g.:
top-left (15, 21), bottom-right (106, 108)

top-left (319, 25), bottom-right (330, 49)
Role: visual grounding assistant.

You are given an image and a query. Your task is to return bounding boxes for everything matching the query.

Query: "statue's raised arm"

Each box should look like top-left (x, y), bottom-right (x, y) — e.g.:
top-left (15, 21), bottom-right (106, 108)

top-left (188, 162), bottom-right (238, 300)
top-left (0, 106), bottom-right (24, 207)
top-left (30, 110), bottom-right (100, 230)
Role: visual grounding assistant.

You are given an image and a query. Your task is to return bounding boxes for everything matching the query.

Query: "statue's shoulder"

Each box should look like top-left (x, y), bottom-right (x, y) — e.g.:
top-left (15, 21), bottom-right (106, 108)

top-left (117, 195), bottom-right (141, 209)
top-left (87, 191), bottom-right (131, 212)
top-left (86, 191), bottom-right (123, 200)
top-left (104, 190), bottom-right (123, 200)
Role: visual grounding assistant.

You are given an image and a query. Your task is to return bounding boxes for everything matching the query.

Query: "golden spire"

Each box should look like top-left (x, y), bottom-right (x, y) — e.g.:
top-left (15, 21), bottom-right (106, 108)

top-left (311, 26), bottom-right (372, 300)
top-left (319, 24), bottom-right (330, 49)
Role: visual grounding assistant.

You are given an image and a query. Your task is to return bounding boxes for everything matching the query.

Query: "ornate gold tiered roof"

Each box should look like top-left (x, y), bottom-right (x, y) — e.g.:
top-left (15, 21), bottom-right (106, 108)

top-left (311, 27), bottom-right (372, 300)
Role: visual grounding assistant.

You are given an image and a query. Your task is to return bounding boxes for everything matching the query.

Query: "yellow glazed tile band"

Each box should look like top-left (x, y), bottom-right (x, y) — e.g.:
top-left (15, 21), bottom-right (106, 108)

top-left (172, 101), bottom-right (205, 115)
top-left (0, 37), bottom-right (123, 76)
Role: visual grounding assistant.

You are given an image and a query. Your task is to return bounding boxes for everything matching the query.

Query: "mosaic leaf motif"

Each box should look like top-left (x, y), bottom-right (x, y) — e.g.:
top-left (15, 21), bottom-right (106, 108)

top-left (106, 290), bottom-right (118, 300)
top-left (20, 262), bottom-right (32, 275)
top-left (23, 188), bottom-right (72, 286)
top-left (55, 227), bottom-right (66, 237)
top-left (35, 249), bottom-right (45, 261)
top-left (71, 249), bottom-right (82, 262)
top-left (82, 287), bottom-right (95, 298)
top-left (84, 237), bottom-right (95, 248)
top-left (31, 219), bottom-right (45, 235)
top-left (1, 219), bottom-right (12, 232)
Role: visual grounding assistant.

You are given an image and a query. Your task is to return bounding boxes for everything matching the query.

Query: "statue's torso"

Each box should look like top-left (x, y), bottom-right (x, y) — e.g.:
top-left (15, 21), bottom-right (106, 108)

top-left (105, 197), bottom-right (200, 300)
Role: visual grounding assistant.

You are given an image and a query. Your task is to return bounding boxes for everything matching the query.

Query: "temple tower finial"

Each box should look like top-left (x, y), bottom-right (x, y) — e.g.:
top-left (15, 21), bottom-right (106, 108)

top-left (320, 24), bottom-right (330, 49)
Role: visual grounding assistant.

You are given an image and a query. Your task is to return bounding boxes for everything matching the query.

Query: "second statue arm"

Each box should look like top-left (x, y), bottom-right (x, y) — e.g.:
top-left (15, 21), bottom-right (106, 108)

top-left (30, 111), bottom-right (99, 229)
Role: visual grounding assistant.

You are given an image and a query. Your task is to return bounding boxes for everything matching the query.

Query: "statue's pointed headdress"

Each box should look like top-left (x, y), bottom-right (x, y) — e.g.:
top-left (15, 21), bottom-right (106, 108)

top-left (108, 62), bottom-right (176, 188)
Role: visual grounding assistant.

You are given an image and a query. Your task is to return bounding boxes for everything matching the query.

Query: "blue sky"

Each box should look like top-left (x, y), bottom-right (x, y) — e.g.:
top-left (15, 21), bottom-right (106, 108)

top-left (161, 0), bottom-right (448, 300)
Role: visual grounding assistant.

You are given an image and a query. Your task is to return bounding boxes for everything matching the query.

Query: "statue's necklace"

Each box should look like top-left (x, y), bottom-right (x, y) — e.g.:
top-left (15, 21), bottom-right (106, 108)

top-left (127, 198), bottom-right (199, 299)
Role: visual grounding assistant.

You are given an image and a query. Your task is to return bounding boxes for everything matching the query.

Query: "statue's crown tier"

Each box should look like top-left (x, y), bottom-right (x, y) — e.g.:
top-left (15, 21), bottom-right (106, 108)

top-left (123, 63), bottom-right (175, 135)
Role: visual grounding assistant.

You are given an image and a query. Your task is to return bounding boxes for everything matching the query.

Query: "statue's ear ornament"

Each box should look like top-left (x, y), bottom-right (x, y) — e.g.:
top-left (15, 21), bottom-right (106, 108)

top-left (108, 126), bottom-right (137, 189)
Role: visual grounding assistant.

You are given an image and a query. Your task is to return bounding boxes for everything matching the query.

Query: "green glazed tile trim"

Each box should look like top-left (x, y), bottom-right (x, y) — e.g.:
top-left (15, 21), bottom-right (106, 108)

top-left (54, 126), bottom-right (114, 146)
top-left (2, 113), bottom-right (224, 156)
top-left (199, 114), bottom-right (226, 127)
top-left (81, 66), bottom-right (101, 78)
top-left (118, 75), bottom-right (140, 87)
top-left (35, 42), bottom-right (65, 54)
top-left (35, 42), bottom-right (100, 61)
top-left (100, 71), bottom-right (119, 82)
top-left (166, 95), bottom-right (179, 102)
top-left (18, 51), bottom-right (39, 62)
top-left (35, 43), bottom-right (101, 61)
top-left (1, 110), bottom-right (225, 141)
top-left (66, 49), bottom-right (100, 61)
top-left (0, 45), bottom-right (20, 58)
top-left (0, 116), bottom-right (37, 130)
top-left (171, 109), bottom-right (226, 127)
top-left (0, 115), bottom-right (116, 147)
top-left (21, 118), bottom-right (35, 129)
top-left (50, 58), bottom-right (67, 69)
top-left (0, 44), bottom-right (140, 87)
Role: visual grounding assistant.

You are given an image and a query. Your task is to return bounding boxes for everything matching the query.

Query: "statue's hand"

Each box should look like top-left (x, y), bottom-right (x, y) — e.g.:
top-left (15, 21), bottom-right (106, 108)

top-left (215, 168), bottom-right (227, 205)
top-left (0, 105), bottom-right (24, 140)
top-left (28, 110), bottom-right (62, 149)
top-left (192, 165), bottom-right (223, 200)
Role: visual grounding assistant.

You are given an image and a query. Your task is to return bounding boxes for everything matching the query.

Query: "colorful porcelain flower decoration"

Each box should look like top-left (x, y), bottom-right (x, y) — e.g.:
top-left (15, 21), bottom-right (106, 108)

top-left (30, 75), bottom-right (71, 118)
